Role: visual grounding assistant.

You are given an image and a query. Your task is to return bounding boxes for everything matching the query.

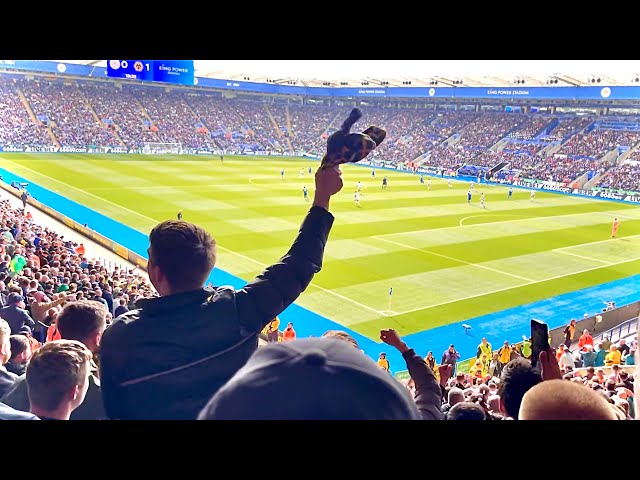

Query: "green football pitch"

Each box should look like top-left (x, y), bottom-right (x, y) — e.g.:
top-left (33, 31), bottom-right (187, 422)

top-left (3, 153), bottom-right (640, 340)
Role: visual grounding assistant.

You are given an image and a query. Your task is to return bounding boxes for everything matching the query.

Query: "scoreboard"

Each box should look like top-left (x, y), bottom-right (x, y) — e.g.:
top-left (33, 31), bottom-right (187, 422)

top-left (106, 60), bottom-right (195, 85)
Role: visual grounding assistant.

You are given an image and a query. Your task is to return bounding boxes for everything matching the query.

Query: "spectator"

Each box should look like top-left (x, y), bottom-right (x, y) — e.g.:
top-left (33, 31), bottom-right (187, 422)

top-left (558, 347), bottom-right (575, 370)
top-left (321, 330), bottom-right (359, 349)
top-left (379, 328), bottom-right (442, 420)
top-left (497, 357), bottom-right (542, 420)
top-left (2, 301), bottom-right (108, 420)
top-left (424, 351), bottom-right (435, 371)
top-left (282, 322), bottom-right (296, 342)
top-left (578, 329), bottom-right (594, 351)
top-left (476, 337), bottom-right (492, 359)
top-left (377, 352), bottom-right (390, 372)
top-left (617, 338), bottom-right (630, 358)
top-left (563, 319), bottom-right (577, 348)
top-left (497, 340), bottom-right (511, 371)
top-left (446, 401), bottom-right (487, 420)
top-left (594, 342), bottom-right (607, 367)
top-left (90, 289), bottom-right (109, 310)
top-left (0, 319), bottom-right (18, 397)
top-left (100, 166), bottom-right (343, 419)
top-left (580, 345), bottom-right (597, 368)
top-left (26, 340), bottom-right (92, 420)
top-left (28, 290), bottom-right (66, 323)
top-left (441, 344), bottom-right (460, 374)
top-left (519, 379), bottom-right (618, 420)
top-left (6, 334), bottom-right (31, 376)
top-left (604, 344), bottom-right (622, 367)
top-left (197, 337), bottom-right (422, 420)
top-left (0, 401), bottom-right (39, 420)
top-left (624, 348), bottom-right (636, 365)
top-left (114, 297), bottom-right (129, 317)
top-left (520, 337), bottom-right (531, 360)
top-left (441, 387), bottom-right (465, 418)
top-left (264, 317), bottom-right (280, 342)
top-left (0, 293), bottom-right (35, 334)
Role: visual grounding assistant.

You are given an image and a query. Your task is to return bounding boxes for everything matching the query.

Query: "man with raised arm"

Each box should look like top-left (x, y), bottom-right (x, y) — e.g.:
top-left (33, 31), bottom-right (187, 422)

top-left (100, 166), bottom-right (343, 419)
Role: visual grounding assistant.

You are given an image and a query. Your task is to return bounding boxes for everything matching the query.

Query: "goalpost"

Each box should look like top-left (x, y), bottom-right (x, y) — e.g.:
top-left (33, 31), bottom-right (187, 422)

top-left (141, 142), bottom-right (183, 155)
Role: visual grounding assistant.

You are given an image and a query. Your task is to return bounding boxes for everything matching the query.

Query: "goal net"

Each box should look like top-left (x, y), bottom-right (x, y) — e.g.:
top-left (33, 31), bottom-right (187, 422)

top-left (141, 142), bottom-right (183, 155)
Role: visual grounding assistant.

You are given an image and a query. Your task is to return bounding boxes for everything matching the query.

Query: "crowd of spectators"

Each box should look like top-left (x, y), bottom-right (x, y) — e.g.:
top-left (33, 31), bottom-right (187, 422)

top-left (21, 80), bottom-right (120, 148)
top-left (539, 117), bottom-right (593, 142)
top-left (595, 162), bottom-right (640, 192)
top-left (504, 116), bottom-right (550, 140)
top-left (0, 80), bottom-right (54, 147)
top-left (80, 84), bottom-right (159, 149)
top-left (136, 89), bottom-right (214, 150)
top-left (519, 156), bottom-right (607, 183)
top-left (288, 104), bottom-right (339, 152)
top-left (555, 128), bottom-right (640, 160)
top-left (7, 75), bottom-right (640, 197)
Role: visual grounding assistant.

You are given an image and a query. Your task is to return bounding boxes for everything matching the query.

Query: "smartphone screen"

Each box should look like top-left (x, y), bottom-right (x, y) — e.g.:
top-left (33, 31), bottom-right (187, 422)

top-left (530, 319), bottom-right (549, 369)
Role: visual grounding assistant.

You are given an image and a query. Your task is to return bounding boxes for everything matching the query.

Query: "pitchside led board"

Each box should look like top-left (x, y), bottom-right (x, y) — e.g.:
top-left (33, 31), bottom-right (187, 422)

top-left (106, 60), bottom-right (195, 86)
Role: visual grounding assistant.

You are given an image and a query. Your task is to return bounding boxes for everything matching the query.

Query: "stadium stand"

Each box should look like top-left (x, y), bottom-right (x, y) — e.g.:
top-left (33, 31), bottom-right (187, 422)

top-left (0, 72), bottom-right (638, 420)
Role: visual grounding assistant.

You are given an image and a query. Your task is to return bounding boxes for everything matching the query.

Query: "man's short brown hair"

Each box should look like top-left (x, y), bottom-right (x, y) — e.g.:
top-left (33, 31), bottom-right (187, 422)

top-left (148, 220), bottom-right (216, 290)
top-left (26, 340), bottom-right (92, 411)
top-left (321, 330), bottom-right (360, 349)
top-left (57, 301), bottom-right (107, 344)
top-left (9, 335), bottom-right (30, 361)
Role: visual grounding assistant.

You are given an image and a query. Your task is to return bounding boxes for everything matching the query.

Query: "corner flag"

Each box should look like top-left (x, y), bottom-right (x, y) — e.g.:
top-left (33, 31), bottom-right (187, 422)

top-left (388, 287), bottom-right (393, 310)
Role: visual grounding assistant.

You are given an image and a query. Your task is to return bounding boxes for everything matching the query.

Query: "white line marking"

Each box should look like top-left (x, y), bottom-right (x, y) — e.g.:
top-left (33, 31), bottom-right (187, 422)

top-left (390, 252), bottom-right (640, 317)
top-left (1, 157), bottom-right (387, 316)
top-left (373, 235), bottom-right (535, 282)
top-left (0, 157), bottom-right (160, 224)
top-left (379, 208), bottom-right (640, 239)
top-left (555, 233), bottom-right (640, 250)
top-left (5, 157), bottom-right (640, 321)
top-left (459, 214), bottom-right (524, 226)
top-left (553, 250), bottom-right (613, 265)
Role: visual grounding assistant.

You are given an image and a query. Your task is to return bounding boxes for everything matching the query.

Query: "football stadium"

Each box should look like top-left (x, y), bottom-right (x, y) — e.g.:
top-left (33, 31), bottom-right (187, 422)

top-left (0, 59), bottom-right (637, 420)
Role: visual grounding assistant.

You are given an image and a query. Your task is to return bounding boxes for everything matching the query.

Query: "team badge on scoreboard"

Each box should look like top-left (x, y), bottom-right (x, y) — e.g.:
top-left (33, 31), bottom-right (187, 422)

top-left (109, 60), bottom-right (121, 70)
top-left (134, 61), bottom-right (144, 72)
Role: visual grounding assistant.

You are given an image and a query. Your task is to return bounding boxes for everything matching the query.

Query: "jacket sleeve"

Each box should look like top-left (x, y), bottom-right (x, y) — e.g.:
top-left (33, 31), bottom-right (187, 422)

top-left (234, 206), bottom-right (334, 332)
top-left (99, 321), bottom-right (128, 420)
top-left (22, 311), bottom-right (35, 328)
top-left (402, 349), bottom-right (442, 420)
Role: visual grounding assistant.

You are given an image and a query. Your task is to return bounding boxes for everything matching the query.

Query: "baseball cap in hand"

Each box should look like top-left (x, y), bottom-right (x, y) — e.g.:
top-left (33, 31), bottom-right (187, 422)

top-left (198, 338), bottom-right (420, 420)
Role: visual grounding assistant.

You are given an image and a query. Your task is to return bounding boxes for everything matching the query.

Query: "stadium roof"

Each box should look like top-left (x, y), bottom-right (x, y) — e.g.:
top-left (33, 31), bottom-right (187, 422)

top-left (58, 60), bottom-right (640, 88)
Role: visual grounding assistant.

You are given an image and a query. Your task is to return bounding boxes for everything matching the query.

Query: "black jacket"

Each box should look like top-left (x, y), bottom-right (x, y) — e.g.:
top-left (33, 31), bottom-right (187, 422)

top-left (100, 206), bottom-right (334, 420)
top-left (0, 305), bottom-right (35, 334)
top-left (0, 367), bottom-right (18, 399)
top-left (402, 349), bottom-right (444, 420)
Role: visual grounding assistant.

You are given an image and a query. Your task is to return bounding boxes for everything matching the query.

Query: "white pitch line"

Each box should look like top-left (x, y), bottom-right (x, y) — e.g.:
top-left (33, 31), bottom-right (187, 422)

top-left (0, 157), bottom-right (160, 225)
top-left (379, 208), bottom-right (640, 239)
top-left (389, 252), bottom-right (640, 317)
top-left (459, 214), bottom-right (524, 227)
top-left (215, 245), bottom-right (386, 316)
top-left (0, 158), bottom-right (387, 317)
top-left (374, 235), bottom-right (535, 282)
top-left (553, 250), bottom-right (613, 265)
top-left (555, 233), bottom-right (640, 250)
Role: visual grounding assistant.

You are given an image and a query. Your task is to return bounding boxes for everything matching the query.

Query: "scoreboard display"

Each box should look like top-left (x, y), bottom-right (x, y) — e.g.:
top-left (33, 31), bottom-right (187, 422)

top-left (107, 60), bottom-right (195, 85)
